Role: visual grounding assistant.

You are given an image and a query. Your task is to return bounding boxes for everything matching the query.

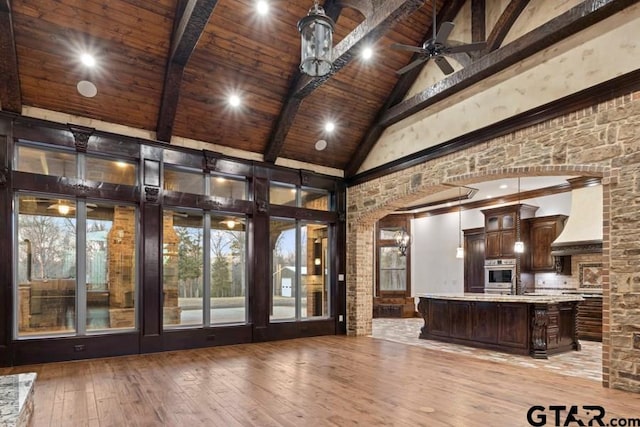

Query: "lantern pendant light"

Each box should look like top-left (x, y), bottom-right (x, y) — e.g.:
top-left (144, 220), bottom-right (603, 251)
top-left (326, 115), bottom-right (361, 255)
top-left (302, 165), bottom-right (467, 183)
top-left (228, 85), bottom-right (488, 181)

top-left (298, 0), bottom-right (335, 77)
top-left (395, 228), bottom-right (410, 257)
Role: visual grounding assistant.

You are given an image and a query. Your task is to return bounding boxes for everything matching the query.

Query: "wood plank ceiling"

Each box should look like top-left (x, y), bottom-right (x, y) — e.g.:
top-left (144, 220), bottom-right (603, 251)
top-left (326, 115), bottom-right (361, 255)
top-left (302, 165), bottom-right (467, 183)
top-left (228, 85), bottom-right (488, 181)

top-left (2, 0), bottom-right (441, 173)
top-left (1, 0), bottom-right (631, 176)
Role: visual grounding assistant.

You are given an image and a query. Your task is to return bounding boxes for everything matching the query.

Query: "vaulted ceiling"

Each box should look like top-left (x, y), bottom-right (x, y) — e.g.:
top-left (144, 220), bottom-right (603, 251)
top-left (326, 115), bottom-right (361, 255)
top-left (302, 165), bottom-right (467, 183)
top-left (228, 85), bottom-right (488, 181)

top-left (0, 0), bottom-right (634, 178)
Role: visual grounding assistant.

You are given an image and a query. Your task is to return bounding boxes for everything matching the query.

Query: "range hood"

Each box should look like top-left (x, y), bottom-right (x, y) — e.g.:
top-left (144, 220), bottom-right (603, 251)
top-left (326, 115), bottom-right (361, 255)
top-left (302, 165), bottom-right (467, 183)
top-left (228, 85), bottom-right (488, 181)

top-left (550, 178), bottom-right (603, 256)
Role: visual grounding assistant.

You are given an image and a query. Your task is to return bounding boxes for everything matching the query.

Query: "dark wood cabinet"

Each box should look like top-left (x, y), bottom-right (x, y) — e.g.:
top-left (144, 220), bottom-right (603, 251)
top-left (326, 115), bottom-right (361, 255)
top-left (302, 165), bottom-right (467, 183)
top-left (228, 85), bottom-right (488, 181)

top-left (471, 302), bottom-right (498, 343)
top-left (483, 207), bottom-right (515, 258)
top-left (418, 296), bottom-right (581, 358)
top-left (485, 230), bottom-right (507, 258)
top-left (449, 302), bottom-right (471, 339)
top-left (482, 205), bottom-right (537, 259)
top-left (577, 295), bottom-right (603, 341)
top-left (527, 215), bottom-right (567, 271)
top-left (429, 300), bottom-right (450, 336)
top-left (464, 228), bottom-right (485, 293)
top-left (497, 303), bottom-right (529, 349)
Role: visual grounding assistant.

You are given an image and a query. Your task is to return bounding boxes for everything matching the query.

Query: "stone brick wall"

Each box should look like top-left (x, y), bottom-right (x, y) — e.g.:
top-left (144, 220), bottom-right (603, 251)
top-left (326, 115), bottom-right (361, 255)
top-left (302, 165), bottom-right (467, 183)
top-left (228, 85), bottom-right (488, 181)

top-left (347, 92), bottom-right (640, 392)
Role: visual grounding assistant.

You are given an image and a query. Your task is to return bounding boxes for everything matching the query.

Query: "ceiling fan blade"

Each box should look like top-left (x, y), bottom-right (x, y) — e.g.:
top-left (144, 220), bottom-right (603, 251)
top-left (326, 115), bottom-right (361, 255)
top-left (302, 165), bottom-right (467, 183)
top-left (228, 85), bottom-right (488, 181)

top-left (434, 22), bottom-right (455, 45)
top-left (396, 57), bottom-right (429, 75)
top-left (434, 56), bottom-right (455, 75)
top-left (390, 43), bottom-right (426, 54)
top-left (446, 52), bottom-right (471, 68)
top-left (445, 41), bottom-right (487, 54)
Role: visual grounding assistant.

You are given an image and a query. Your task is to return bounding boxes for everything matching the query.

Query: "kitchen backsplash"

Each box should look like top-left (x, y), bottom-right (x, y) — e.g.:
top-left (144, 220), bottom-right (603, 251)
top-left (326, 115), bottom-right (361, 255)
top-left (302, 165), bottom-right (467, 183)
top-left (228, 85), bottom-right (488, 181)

top-left (533, 253), bottom-right (603, 294)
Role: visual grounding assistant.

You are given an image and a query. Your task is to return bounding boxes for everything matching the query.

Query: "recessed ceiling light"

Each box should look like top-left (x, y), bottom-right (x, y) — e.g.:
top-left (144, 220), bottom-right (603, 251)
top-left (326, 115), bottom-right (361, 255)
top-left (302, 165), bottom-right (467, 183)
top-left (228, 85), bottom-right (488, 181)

top-left (229, 94), bottom-right (241, 107)
top-left (77, 80), bottom-right (97, 98)
top-left (499, 184), bottom-right (508, 189)
top-left (324, 122), bottom-right (335, 132)
top-left (80, 53), bottom-right (96, 67)
top-left (315, 139), bottom-right (327, 151)
top-left (362, 46), bottom-right (373, 60)
top-left (256, 0), bottom-right (269, 15)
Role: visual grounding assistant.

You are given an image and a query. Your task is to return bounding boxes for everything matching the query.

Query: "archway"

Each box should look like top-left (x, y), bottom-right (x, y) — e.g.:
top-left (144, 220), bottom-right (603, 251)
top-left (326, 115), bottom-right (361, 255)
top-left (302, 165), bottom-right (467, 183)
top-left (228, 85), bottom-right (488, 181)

top-left (347, 164), bottom-right (609, 382)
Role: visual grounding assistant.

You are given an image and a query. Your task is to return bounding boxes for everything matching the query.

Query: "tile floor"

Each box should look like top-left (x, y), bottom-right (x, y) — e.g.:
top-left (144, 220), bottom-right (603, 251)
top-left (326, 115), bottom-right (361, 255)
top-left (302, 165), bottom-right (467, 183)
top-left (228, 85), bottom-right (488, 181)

top-left (371, 317), bottom-right (603, 382)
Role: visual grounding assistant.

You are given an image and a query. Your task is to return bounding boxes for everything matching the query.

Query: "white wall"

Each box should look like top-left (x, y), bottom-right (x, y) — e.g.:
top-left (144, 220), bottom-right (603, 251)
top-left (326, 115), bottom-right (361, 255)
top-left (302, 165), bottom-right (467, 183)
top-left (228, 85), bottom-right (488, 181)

top-left (410, 192), bottom-right (572, 296)
top-left (410, 205), bottom-right (484, 295)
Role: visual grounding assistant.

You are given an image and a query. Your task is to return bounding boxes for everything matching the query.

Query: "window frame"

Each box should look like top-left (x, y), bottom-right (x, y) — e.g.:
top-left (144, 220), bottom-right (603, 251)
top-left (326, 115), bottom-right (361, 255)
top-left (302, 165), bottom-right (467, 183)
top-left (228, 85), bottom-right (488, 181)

top-left (375, 215), bottom-right (412, 299)
top-left (269, 218), bottom-right (331, 322)
top-left (13, 192), bottom-right (140, 339)
top-left (162, 207), bottom-right (249, 329)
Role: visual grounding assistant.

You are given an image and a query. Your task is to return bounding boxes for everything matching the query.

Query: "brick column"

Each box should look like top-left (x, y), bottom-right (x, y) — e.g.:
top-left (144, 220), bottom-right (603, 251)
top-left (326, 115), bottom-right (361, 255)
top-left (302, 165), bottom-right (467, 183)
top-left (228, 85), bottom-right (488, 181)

top-left (346, 222), bottom-right (374, 336)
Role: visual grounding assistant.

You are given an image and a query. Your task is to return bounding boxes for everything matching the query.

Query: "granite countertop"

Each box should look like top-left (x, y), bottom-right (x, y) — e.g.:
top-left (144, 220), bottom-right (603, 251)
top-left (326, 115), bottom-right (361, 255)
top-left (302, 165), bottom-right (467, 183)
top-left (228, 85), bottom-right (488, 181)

top-left (561, 291), bottom-right (603, 296)
top-left (0, 372), bottom-right (37, 426)
top-left (418, 293), bottom-right (584, 303)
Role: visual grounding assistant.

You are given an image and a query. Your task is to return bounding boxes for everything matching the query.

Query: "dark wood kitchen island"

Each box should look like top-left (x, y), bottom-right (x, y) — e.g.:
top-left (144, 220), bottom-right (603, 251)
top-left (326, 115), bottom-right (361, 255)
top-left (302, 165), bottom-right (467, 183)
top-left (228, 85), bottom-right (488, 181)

top-left (417, 294), bottom-right (583, 359)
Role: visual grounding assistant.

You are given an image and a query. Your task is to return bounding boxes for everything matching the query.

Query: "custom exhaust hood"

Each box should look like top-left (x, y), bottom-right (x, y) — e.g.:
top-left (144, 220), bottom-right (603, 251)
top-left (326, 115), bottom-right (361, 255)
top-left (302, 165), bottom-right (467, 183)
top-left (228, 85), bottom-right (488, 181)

top-left (550, 178), bottom-right (603, 256)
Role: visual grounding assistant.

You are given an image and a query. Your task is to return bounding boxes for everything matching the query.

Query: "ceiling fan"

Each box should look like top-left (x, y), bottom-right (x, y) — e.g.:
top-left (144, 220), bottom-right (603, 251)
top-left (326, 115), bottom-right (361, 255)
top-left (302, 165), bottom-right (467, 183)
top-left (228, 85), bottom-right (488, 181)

top-left (391, 0), bottom-right (486, 75)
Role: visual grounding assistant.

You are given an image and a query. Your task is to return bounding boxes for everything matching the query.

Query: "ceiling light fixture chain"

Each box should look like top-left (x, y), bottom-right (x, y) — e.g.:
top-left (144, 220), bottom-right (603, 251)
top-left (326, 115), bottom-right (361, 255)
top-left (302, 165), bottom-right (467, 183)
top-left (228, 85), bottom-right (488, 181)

top-left (514, 176), bottom-right (524, 254)
top-left (456, 186), bottom-right (463, 259)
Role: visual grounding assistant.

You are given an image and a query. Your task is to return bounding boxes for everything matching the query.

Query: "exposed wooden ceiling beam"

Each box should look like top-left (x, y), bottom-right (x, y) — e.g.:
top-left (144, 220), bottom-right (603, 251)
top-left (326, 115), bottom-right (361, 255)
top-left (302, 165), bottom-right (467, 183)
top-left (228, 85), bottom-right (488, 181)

top-left (484, 0), bottom-right (530, 53)
top-left (263, 0), bottom-right (425, 163)
top-left (156, 0), bottom-right (218, 142)
top-left (336, 0), bottom-right (371, 16)
top-left (0, 0), bottom-right (21, 113)
top-left (344, 0), bottom-right (466, 177)
top-left (471, 0), bottom-right (485, 43)
top-left (381, 0), bottom-right (637, 128)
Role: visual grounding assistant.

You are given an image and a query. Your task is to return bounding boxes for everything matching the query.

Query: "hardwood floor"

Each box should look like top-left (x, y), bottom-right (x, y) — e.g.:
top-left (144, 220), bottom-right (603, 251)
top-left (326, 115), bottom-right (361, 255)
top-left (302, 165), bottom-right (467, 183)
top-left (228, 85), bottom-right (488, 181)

top-left (1, 336), bottom-right (639, 426)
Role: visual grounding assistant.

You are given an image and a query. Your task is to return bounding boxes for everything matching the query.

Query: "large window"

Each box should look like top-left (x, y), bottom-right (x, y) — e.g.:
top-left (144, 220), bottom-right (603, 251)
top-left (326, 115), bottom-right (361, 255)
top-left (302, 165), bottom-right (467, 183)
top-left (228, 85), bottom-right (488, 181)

top-left (210, 213), bottom-right (246, 324)
top-left (270, 219), bottom-right (330, 321)
top-left (163, 210), bottom-right (247, 327)
top-left (15, 194), bottom-right (138, 337)
top-left (375, 216), bottom-right (411, 298)
top-left (378, 247), bottom-right (407, 292)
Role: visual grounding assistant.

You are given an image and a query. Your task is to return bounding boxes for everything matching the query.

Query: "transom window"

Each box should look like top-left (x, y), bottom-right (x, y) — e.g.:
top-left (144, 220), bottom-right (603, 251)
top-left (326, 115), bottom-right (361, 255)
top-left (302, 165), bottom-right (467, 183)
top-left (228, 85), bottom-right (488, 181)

top-left (164, 166), bottom-right (248, 200)
top-left (15, 142), bottom-right (138, 186)
top-left (270, 182), bottom-right (331, 211)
